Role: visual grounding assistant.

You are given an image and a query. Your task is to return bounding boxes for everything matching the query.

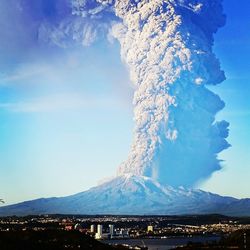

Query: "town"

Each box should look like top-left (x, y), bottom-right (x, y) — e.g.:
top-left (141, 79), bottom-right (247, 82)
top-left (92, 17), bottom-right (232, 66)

top-left (0, 214), bottom-right (250, 249)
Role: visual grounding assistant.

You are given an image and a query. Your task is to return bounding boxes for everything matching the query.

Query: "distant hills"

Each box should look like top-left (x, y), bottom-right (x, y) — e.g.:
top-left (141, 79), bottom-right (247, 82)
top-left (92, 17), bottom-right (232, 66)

top-left (1, 174), bottom-right (250, 216)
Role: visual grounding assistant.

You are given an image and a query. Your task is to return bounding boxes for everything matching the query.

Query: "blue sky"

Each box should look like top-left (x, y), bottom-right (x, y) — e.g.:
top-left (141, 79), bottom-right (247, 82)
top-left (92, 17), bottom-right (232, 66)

top-left (0, 0), bottom-right (250, 205)
top-left (201, 0), bottom-right (250, 197)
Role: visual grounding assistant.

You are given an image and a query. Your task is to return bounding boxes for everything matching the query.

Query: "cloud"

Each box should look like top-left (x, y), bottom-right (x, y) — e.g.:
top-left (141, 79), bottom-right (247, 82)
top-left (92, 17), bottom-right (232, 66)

top-left (0, 93), bottom-right (118, 113)
top-left (0, 65), bottom-right (50, 86)
top-left (111, 0), bottom-right (229, 187)
top-left (0, 0), bottom-right (118, 72)
top-left (0, 0), bottom-right (231, 188)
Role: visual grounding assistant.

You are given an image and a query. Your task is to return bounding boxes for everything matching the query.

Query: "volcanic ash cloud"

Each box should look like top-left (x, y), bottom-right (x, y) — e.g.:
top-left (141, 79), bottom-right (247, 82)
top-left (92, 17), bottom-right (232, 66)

top-left (112, 0), bottom-right (230, 187)
top-left (4, 0), bottom-right (230, 187)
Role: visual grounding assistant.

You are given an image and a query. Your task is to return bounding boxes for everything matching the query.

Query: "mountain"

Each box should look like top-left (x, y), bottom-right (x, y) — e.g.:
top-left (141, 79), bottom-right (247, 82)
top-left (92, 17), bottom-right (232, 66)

top-left (1, 174), bottom-right (250, 216)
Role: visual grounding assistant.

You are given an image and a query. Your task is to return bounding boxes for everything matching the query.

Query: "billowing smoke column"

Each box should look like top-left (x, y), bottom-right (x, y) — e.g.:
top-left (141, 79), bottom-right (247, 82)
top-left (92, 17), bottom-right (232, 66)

top-left (36, 0), bottom-right (117, 47)
top-left (112, 0), bottom-right (230, 186)
top-left (38, 0), bottom-right (230, 187)
top-left (2, 0), bottom-right (230, 187)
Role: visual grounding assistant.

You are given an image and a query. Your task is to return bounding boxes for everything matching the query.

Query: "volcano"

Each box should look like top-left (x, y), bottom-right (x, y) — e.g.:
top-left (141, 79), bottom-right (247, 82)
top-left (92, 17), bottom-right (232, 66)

top-left (1, 174), bottom-right (250, 217)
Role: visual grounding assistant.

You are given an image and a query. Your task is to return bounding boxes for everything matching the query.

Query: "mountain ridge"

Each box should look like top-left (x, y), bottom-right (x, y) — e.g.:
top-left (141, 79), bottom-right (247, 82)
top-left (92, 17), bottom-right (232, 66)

top-left (1, 174), bottom-right (249, 217)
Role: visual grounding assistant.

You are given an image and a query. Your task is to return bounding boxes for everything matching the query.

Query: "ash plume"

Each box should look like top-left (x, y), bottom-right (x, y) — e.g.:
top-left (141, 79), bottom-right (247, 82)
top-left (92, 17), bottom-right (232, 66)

top-left (2, 0), bottom-right (230, 187)
top-left (112, 0), bottom-right (230, 186)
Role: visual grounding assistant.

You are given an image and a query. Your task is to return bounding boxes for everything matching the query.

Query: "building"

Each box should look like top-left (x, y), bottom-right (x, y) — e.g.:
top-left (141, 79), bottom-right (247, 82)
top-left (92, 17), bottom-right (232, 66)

top-left (90, 224), bottom-right (95, 233)
top-left (120, 229), bottom-right (129, 238)
top-left (74, 223), bottom-right (83, 231)
top-left (109, 224), bottom-right (114, 237)
top-left (147, 225), bottom-right (154, 233)
top-left (65, 225), bottom-right (73, 231)
top-left (95, 224), bottom-right (103, 240)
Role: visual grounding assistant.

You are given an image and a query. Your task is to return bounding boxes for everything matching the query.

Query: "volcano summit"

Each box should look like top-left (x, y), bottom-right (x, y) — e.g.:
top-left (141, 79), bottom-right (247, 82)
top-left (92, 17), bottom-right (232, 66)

top-left (1, 174), bottom-right (250, 216)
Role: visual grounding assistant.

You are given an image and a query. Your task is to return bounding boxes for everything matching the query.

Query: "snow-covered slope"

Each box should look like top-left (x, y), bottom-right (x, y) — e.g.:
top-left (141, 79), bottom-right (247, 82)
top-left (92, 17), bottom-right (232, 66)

top-left (0, 174), bottom-right (249, 216)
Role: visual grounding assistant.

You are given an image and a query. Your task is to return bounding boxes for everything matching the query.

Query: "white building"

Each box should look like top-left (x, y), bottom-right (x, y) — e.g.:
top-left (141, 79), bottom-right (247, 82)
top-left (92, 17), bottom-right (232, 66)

top-left (74, 223), bottom-right (83, 231)
top-left (120, 229), bottom-right (129, 237)
top-left (90, 224), bottom-right (95, 233)
top-left (109, 224), bottom-right (114, 237)
top-left (95, 224), bottom-right (103, 239)
top-left (147, 225), bottom-right (154, 232)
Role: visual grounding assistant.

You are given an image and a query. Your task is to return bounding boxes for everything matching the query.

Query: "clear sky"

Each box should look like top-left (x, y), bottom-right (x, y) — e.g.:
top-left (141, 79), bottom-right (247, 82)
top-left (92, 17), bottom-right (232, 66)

top-left (0, 0), bottom-right (250, 205)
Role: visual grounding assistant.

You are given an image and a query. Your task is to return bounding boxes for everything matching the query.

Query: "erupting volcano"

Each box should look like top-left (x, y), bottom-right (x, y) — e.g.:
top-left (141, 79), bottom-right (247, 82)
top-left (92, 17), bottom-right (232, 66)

top-left (1, 0), bottom-right (248, 217)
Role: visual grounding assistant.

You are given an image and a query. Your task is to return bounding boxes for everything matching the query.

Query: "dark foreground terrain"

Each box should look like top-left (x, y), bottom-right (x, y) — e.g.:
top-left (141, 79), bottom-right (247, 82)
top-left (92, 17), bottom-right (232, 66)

top-left (0, 215), bottom-right (250, 250)
top-left (174, 229), bottom-right (250, 249)
top-left (0, 230), bottom-right (125, 250)
top-left (0, 229), bottom-right (249, 250)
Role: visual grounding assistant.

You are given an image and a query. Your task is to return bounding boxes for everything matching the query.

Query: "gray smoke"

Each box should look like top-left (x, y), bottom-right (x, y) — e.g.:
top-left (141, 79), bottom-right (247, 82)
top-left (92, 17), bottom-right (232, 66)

top-left (112, 0), bottom-right (230, 187)
top-left (2, 0), bottom-right (230, 187)
top-left (39, 0), bottom-right (231, 187)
